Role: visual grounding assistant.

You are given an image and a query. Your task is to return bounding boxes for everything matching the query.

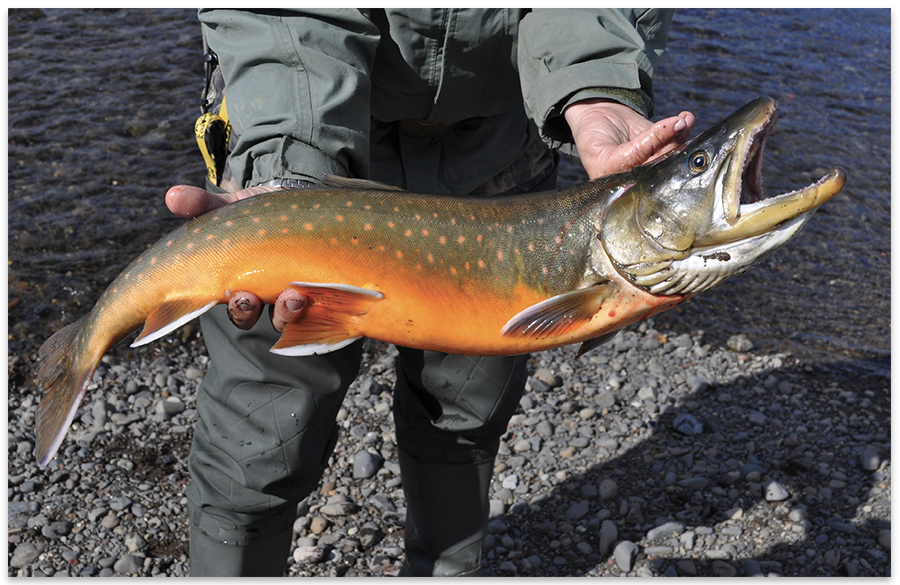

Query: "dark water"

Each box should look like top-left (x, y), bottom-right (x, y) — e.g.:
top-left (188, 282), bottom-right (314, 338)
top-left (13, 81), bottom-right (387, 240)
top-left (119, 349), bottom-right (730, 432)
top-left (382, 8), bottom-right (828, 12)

top-left (7, 9), bottom-right (890, 376)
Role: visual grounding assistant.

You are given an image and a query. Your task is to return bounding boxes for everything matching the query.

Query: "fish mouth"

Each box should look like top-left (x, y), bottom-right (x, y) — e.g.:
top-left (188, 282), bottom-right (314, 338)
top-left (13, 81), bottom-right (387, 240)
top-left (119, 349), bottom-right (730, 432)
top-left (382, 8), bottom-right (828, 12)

top-left (699, 96), bottom-right (847, 247)
top-left (630, 97), bottom-right (847, 296)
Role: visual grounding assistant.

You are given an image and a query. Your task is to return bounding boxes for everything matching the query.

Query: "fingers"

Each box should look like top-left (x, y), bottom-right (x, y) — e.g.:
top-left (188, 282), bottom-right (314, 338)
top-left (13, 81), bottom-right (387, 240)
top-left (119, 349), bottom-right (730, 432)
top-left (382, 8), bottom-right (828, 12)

top-left (270, 289), bottom-right (309, 333)
top-left (165, 184), bottom-right (286, 219)
top-left (227, 292), bottom-right (263, 330)
top-left (165, 185), bottom-right (236, 219)
top-left (226, 289), bottom-right (309, 332)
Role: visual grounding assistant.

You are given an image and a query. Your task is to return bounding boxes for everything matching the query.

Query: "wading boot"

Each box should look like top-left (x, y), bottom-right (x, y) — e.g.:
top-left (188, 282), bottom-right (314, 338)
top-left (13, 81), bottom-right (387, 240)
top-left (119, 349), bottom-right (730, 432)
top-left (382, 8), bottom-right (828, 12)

top-left (188, 520), bottom-right (293, 577)
top-left (398, 449), bottom-right (495, 576)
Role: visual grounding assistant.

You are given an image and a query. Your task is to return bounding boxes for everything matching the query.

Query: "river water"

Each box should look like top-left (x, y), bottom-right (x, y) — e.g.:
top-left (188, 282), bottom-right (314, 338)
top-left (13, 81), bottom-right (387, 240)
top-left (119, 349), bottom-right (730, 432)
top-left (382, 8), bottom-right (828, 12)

top-left (7, 9), bottom-right (890, 377)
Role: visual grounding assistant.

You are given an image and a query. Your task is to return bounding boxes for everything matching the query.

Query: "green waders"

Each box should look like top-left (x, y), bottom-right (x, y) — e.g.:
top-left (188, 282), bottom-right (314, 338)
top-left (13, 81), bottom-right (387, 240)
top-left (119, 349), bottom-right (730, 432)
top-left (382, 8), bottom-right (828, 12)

top-left (186, 87), bottom-right (557, 575)
top-left (186, 305), bottom-right (529, 577)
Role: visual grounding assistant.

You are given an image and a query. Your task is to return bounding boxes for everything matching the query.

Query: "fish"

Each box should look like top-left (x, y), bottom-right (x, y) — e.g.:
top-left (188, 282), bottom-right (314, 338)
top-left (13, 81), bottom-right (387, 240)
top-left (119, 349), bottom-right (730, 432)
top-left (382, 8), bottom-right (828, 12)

top-left (35, 96), bottom-right (846, 468)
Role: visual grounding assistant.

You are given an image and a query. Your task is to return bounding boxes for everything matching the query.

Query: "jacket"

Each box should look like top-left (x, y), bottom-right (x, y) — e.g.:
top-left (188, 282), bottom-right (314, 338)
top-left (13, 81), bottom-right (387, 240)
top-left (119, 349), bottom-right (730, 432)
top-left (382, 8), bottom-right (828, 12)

top-left (198, 8), bottom-right (674, 194)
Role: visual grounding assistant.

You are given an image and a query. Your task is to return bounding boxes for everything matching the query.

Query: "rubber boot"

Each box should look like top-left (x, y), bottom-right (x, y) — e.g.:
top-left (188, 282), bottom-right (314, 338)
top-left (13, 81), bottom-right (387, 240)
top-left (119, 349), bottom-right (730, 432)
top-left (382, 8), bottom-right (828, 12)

top-left (188, 521), bottom-right (293, 577)
top-left (398, 449), bottom-right (495, 577)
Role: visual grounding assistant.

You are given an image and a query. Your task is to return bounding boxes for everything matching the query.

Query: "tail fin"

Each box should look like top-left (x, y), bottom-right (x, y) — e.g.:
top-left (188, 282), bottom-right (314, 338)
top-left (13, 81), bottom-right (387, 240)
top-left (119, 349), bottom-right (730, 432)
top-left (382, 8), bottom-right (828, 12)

top-left (35, 316), bottom-right (98, 469)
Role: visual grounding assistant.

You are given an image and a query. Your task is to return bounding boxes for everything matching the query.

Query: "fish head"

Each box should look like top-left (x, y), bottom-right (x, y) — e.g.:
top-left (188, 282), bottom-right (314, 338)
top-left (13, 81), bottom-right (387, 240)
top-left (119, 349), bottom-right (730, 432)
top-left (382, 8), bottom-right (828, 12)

top-left (599, 96), bottom-right (846, 296)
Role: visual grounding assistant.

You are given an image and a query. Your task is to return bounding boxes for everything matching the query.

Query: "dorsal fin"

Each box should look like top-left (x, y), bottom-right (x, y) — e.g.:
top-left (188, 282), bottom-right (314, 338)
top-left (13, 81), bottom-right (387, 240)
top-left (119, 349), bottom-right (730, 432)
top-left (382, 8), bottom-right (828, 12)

top-left (320, 175), bottom-right (406, 191)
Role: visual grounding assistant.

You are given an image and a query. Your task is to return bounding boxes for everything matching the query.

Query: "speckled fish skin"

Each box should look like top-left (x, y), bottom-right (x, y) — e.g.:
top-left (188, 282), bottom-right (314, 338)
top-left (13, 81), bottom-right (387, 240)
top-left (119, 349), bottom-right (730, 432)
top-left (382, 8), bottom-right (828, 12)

top-left (35, 96), bottom-right (846, 469)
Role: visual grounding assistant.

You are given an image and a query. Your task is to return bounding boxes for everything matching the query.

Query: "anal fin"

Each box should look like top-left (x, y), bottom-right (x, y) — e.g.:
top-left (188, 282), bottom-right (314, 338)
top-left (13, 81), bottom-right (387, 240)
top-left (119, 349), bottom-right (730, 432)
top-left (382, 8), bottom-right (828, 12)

top-left (501, 283), bottom-right (613, 339)
top-left (576, 330), bottom-right (619, 359)
top-left (131, 297), bottom-right (218, 347)
top-left (271, 282), bottom-right (383, 356)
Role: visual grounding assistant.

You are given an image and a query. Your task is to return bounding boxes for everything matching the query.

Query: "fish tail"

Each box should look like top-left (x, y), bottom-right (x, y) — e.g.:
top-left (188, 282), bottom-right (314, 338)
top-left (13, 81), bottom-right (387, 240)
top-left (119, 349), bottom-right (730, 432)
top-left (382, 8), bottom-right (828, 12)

top-left (35, 316), bottom-right (100, 469)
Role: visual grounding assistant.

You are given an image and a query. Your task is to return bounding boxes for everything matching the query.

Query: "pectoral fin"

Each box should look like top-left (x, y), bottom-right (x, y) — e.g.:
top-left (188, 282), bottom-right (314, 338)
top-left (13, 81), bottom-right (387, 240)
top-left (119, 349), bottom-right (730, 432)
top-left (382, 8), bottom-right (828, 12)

top-left (131, 297), bottom-right (218, 347)
top-left (270, 282), bottom-right (383, 356)
top-left (501, 283), bottom-right (614, 339)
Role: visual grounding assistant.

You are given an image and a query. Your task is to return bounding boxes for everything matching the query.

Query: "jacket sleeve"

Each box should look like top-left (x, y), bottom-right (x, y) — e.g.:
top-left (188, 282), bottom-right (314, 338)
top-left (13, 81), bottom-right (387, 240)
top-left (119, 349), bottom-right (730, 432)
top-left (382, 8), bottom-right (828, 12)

top-left (517, 8), bottom-right (674, 154)
top-left (198, 9), bottom-right (380, 188)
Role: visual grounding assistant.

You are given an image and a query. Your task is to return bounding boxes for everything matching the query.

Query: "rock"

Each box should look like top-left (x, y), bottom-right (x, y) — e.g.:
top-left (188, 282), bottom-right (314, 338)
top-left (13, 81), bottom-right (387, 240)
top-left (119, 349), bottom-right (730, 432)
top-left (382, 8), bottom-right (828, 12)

top-left (10, 542), bottom-right (41, 568)
top-left (673, 412), bottom-right (703, 435)
top-left (309, 516), bottom-right (329, 534)
top-left (156, 396), bottom-right (185, 416)
top-left (565, 500), bottom-right (590, 521)
top-left (676, 560), bottom-right (697, 576)
top-left (109, 496), bottom-right (133, 512)
top-left (860, 448), bottom-right (880, 471)
top-left (125, 533), bottom-right (147, 553)
top-left (727, 334), bottom-right (754, 352)
top-left (747, 410), bottom-right (767, 425)
top-left (613, 540), bottom-right (638, 573)
top-left (598, 479), bottom-right (618, 501)
top-left (114, 554), bottom-right (144, 576)
top-left (878, 529), bottom-right (890, 551)
top-left (646, 521), bottom-right (684, 541)
top-left (320, 502), bottom-right (356, 516)
top-left (598, 520), bottom-right (618, 557)
top-left (502, 474), bottom-right (518, 490)
top-left (740, 558), bottom-right (763, 576)
top-left (677, 477), bottom-right (708, 490)
top-left (764, 480), bottom-right (790, 502)
top-left (533, 368), bottom-right (560, 388)
top-left (499, 561), bottom-right (518, 575)
top-left (712, 560), bottom-right (737, 577)
top-left (293, 545), bottom-right (326, 564)
top-left (352, 450), bottom-right (382, 479)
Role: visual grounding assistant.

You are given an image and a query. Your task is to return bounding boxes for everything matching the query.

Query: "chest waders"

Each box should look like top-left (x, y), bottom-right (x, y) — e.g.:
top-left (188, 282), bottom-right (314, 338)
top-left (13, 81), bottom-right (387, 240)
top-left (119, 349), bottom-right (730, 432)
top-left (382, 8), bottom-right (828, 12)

top-left (186, 29), bottom-right (555, 576)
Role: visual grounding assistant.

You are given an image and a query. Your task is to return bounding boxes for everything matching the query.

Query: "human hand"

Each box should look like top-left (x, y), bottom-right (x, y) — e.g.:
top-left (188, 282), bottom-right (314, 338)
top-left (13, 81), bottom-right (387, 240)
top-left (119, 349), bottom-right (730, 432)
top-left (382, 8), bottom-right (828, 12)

top-left (165, 183), bottom-right (309, 333)
top-left (564, 99), bottom-right (695, 179)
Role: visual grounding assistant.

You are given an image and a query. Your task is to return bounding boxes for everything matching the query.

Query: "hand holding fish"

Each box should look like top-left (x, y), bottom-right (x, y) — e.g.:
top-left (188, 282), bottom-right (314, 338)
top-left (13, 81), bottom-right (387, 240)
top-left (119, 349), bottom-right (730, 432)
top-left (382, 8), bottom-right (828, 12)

top-left (565, 99), bottom-right (695, 179)
top-left (166, 184), bottom-right (308, 332)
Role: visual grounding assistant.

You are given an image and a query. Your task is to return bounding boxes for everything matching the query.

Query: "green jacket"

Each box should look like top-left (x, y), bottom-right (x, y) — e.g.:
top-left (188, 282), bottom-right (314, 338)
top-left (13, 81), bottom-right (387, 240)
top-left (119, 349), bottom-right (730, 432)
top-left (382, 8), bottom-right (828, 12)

top-left (198, 8), bottom-right (673, 194)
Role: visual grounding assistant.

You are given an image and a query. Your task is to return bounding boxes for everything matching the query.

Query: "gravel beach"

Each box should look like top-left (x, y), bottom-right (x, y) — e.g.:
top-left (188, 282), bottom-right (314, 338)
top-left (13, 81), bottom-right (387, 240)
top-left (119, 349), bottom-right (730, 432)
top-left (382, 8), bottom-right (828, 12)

top-left (8, 319), bottom-right (890, 577)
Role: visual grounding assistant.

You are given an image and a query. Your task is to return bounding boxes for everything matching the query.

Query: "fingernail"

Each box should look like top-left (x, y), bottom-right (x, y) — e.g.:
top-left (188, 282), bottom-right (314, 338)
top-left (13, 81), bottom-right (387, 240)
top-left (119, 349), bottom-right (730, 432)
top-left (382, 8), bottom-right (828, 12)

top-left (234, 297), bottom-right (252, 312)
top-left (286, 299), bottom-right (304, 312)
top-left (674, 117), bottom-right (686, 132)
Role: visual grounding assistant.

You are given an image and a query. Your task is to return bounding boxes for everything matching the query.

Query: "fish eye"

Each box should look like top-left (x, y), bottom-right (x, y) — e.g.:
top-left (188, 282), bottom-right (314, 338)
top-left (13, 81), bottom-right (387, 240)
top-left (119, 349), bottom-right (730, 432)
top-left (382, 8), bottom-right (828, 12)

top-left (689, 151), bottom-right (709, 173)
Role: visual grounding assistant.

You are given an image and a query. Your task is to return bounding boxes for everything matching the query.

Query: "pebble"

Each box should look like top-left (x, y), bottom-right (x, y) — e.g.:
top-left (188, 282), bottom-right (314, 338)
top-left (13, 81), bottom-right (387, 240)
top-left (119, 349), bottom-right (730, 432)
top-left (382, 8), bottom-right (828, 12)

top-left (10, 543), bottom-right (41, 568)
top-left (764, 480), bottom-right (790, 502)
top-left (352, 450), bottom-right (382, 479)
top-left (727, 334), bottom-right (754, 352)
top-left (6, 315), bottom-right (891, 578)
top-left (613, 540), bottom-right (638, 573)
top-left (646, 520), bottom-right (684, 541)
top-left (598, 520), bottom-right (617, 557)
top-left (293, 545), bottom-right (326, 564)
top-left (598, 479), bottom-right (618, 501)
top-left (860, 448), bottom-right (880, 471)
top-left (113, 554), bottom-right (143, 576)
top-left (673, 412), bottom-right (703, 435)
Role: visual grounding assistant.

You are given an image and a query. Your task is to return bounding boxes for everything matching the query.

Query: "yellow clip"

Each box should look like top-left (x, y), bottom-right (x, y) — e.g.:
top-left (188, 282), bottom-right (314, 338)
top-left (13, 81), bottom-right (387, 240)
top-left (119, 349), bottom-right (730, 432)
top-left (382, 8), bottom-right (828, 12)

top-left (194, 99), bottom-right (231, 186)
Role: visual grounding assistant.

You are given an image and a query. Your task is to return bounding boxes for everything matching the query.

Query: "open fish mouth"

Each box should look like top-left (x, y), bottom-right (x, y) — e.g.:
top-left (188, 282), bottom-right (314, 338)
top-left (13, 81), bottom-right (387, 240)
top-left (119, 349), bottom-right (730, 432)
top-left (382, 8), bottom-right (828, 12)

top-left (700, 97), bottom-right (846, 248)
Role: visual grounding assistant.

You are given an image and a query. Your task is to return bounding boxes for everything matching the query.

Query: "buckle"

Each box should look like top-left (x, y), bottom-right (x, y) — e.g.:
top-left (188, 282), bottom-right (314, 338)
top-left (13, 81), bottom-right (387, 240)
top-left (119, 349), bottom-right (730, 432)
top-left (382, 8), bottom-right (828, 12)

top-left (194, 98), bottom-right (231, 186)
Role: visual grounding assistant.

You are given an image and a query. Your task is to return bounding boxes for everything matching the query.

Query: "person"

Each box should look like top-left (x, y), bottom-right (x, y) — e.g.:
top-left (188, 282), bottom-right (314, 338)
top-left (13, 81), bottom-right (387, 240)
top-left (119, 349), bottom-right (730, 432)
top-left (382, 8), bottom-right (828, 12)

top-left (165, 9), bottom-right (695, 577)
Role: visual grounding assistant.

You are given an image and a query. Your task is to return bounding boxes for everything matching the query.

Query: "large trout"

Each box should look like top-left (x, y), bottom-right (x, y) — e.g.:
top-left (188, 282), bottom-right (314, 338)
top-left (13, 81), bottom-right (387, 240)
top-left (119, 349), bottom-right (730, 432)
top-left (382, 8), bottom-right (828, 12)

top-left (35, 97), bottom-right (845, 468)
